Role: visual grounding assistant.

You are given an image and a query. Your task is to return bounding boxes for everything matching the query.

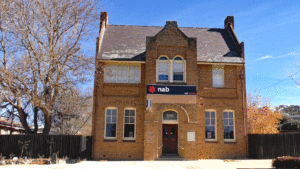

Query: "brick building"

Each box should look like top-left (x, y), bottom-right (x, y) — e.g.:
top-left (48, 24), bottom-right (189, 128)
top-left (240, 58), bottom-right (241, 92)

top-left (92, 12), bottom-right (247, 160)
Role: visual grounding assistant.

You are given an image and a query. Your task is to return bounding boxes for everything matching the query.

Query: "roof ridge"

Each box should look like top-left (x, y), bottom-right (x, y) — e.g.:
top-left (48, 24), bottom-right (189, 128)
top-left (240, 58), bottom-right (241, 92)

top-left (108, 24), bottom-right (223, 29)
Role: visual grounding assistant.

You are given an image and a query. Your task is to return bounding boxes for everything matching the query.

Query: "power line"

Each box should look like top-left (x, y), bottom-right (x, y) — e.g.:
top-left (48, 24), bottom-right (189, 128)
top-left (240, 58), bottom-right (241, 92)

top-left (260, 71), bottom-right (300, 91)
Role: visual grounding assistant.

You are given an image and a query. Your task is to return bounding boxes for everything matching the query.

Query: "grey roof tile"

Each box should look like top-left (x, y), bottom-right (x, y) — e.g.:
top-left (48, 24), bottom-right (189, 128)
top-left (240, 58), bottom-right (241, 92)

top-left (98, 25), bottom-right (244, 63)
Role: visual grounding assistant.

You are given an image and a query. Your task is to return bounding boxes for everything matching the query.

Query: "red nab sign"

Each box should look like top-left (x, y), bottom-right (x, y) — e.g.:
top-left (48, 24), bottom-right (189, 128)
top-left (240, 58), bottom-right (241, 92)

top-left (147, 85), bottom-right (196, 95)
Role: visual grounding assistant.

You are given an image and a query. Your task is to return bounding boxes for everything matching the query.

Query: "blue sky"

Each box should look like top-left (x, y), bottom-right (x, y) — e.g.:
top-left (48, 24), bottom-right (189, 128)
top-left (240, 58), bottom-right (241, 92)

top-left (98, 0), bottom-right (300, 107)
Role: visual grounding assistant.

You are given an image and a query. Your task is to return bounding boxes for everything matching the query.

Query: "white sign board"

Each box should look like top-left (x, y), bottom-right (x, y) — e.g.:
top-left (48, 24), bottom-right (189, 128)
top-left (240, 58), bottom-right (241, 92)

top-left (187, 132), bottom-right (195, 142)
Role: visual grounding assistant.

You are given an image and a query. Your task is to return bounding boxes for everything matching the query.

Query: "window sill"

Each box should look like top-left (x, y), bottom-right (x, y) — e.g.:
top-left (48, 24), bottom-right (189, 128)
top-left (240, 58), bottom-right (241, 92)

top-left (104, 138), bottom-right (117, 142)
top-left (123, 139), bottom-right (136, 142)
top-left (156, 82), bottom-right (186, 85)
top-left (224, 139), bottom-right (236, 143)
top-left (205, 139), bottom-right (217, 142)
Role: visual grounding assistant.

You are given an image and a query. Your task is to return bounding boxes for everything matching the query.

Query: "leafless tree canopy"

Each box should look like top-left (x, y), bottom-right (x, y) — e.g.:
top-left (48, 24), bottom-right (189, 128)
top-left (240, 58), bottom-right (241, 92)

top-left (0, 0), bottom-right (99, 134)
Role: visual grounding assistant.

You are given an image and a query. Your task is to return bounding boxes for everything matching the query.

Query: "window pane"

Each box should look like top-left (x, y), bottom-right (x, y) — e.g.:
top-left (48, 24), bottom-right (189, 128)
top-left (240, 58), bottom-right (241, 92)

top-left (205, 126), bottom-right (215, 139)
top-left (159, 56), bottom-right (168, 60)
top-left (159, 75), bottom-right (168, 80)
top-left (173, 62), bottom-right (183, 72)
top-left (124, 124), bottom-right (134, 138)
top-left (117, 66), bottom-right (128, 83)
top-left (112, 116), bottom-right (116, 123)
top-left (106, 115), bottom-right (111, 123)
top-left (125, 110), bottom-right (130, 116)
top-left (129, 110), bottom-right (135, 116)
top-left (112, 109), bottom-right (117, 116)
top-left (158, 62), bottom-right (168, 72)
top-left (125, 117), bottom-right (129, 123)
top-left (163, 111), bottom-right (177, 121)
top-left (129, 66), bottom-right (140, 83)
top-left (224, 126), bottom-right (234, 139)
top-left (223, 119), bottom-right (228, 126)
top-left (213, 67), bottom-right (224, 87)
top-left (174, 57), bottom-right (183, 60)
top-left (205, 112), bottom-right (210, 118)
top-left (173, 72), bottom-right (183, 81)
top-left (211, 119), bottom-right (215, 125)
top-left (130, 117), bottom-right (135, 123)
top-left (229, 112), bottom-right (233, 118)
top-left (211, 112), bottom-right (215, 118)
top-left (205, 119), bottom-right (210, 125)
top-left (105, 65), bottom-right (116, 83)
top-left (223, 112), bottom-right (228, 118)
top-left (229, 119), bottom-right (234, 125)
top-left (107, 109), bottom-right (111, 115)
top-left (106, 124), bottom-right (116, 137)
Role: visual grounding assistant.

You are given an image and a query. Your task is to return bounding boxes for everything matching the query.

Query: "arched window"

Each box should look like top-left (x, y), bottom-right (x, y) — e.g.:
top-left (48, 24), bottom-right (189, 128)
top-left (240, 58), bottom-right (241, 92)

top-left (157, 56), bottom-right (169, 81)
top-left (173, 56), bottom-right (184, 82)
top-left (163, 111), bottom-right (178, 123)
top-left (156, 55), bottom-right (186, 83)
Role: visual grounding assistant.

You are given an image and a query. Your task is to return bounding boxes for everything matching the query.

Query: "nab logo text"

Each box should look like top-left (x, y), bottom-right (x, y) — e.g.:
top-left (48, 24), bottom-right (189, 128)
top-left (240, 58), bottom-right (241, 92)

top-left (157, 87), bottom-right (170, 92)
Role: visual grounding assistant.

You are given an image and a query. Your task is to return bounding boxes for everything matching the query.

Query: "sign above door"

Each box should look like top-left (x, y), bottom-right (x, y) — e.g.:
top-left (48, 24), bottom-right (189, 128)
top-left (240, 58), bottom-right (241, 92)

top-left (147, 85), bottom-right (196, 95)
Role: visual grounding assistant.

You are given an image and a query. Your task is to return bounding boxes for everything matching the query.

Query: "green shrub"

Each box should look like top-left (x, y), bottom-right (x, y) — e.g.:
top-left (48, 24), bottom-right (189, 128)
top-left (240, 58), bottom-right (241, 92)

top-left (272, 156), bottom-right (300, 168)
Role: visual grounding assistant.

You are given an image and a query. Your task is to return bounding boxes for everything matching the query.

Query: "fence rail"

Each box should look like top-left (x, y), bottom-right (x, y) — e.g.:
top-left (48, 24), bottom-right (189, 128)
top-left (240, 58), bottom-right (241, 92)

top-left (0, 135), bottom-right (92, 159)
top-left (249, 133), bottom-right (300, 159)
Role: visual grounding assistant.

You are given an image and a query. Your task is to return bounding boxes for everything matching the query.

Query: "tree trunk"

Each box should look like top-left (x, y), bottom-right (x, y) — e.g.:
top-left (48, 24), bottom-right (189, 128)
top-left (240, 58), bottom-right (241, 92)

top-left (18, 108), bottom-right (34, 134)
top-left (33, 107), bottom-right (39, 133)
top-left (43, 113), bottom-right (52, 134)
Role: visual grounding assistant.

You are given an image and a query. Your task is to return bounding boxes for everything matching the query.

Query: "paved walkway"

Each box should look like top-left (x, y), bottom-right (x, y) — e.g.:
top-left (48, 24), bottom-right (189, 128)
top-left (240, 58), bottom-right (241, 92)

top-left (0, 159), bottom-right (274, 169)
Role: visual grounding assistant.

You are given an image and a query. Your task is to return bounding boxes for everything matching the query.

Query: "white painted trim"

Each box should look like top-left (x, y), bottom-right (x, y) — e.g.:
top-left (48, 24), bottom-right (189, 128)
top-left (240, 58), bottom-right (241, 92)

top-left (197, 62), bottom-right (244, 66)
top-left (104, 107), bottom-right (118, 140)
top-left (223, 110), bottom-right (236, 142)
top-left (123, 107), bottom-right (136, 140)
top-left (204, 110), bottom-right (217, 141)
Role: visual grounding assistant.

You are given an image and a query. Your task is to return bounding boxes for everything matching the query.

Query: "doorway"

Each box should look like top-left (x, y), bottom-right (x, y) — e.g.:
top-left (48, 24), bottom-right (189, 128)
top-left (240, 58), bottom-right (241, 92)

top-left (162, 124), bottom-right (178, 154)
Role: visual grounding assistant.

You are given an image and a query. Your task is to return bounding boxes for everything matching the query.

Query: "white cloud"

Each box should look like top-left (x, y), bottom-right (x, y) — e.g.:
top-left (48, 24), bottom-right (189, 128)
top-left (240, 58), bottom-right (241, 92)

top-left (257, 55), bottom-right (272, 61)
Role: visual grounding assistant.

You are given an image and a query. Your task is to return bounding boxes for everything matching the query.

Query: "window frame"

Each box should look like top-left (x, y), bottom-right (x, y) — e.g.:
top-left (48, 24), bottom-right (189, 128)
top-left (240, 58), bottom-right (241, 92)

top-left (223, 110), bottom-right (236, 142)
top-left (156, 55), bottom-right (186, 83)
top-left (205, 110), bottom-right (217, 141)
top-left (104, 107), bottom-right (118, 140)
top-left (123, 107), bottom-right (136, 140)
top-left (162, 109), bottom-right (178, 124)
top-left (104, 64), bottom-right (141, 84)
top-left (212, 65), bottom-right (224, 88)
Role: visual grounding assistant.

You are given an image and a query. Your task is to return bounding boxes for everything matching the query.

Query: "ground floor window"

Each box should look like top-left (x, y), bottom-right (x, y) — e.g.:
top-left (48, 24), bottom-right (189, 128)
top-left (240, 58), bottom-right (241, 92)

top-left (105, 108), bottom-right (117, 138)
top-left (223, 111), bottom-right (235, 141)
top-left (124, 108), bottom-right (135, 139)
top-left (205, 111), bottom-right (216, 140)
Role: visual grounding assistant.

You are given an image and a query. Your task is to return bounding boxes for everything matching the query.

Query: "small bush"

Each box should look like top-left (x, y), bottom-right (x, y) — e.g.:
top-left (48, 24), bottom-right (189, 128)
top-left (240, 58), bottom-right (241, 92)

top-left (272, 156), bottom-right (300, 168)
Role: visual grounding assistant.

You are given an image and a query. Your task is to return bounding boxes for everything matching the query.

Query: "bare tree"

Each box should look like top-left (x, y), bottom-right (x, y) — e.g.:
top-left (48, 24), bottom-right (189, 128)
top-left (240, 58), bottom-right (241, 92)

top-left (51, 86), bottom-right (93, 135)
top-left (0, 0), bottom-right (99, 134)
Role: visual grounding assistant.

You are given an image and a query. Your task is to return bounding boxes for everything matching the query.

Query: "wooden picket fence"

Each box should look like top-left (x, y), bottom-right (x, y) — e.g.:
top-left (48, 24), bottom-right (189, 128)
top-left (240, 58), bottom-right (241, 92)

top-left (0, 135), bottom-right (92, 159)
top-left (248, 133), bottom-right (300, 159)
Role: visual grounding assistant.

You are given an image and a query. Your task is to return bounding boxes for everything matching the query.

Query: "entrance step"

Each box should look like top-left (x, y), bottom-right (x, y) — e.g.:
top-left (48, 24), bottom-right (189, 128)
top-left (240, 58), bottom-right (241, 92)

top-left (156, 154), bottom-right (184, 161)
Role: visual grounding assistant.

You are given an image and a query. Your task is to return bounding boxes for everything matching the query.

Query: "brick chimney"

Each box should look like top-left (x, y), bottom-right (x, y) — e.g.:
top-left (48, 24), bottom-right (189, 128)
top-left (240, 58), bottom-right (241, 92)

top-left (224, 16), bottom-right (234, 29)
top-left (165, 21), bottom-right (178, 28)
top-left (100, 11), bottom-right (108, 29)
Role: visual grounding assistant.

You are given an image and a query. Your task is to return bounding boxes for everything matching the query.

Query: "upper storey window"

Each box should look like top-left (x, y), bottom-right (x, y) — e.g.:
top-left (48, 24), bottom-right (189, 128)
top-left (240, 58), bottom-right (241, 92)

top-left (104, 64), bottom-right (141, 84)
top-left (212, 65), bottom-right (224, 88)
top-left (157, 56), bottom-right (186, 83)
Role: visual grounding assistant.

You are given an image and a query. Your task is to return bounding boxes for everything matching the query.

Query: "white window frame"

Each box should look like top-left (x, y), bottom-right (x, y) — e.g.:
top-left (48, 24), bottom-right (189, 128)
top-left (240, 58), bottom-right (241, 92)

top-left (156, 55), bottom-right (186, 83)
top-left (104, 107), bottom-right (118, 140)
top-left (123, 108), bottom-right (136, 140)
top-left (223, 110), bottom-right (235, 142)
top-left (104, 64), bottom-right (141, 84)
top-left (212, 65), bottom-right (224, 88)
top-left (205, 110), bottom-right (217, 141)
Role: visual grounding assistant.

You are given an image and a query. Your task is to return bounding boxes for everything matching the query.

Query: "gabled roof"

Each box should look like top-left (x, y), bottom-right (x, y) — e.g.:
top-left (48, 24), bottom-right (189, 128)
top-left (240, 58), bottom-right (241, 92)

top-left (98, 25), bottom-right (244, 63)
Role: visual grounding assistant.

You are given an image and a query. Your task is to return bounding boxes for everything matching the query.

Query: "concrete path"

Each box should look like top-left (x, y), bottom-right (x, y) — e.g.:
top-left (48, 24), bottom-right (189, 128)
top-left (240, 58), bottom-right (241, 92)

top-left (0, 159), bottom-right (274, 169)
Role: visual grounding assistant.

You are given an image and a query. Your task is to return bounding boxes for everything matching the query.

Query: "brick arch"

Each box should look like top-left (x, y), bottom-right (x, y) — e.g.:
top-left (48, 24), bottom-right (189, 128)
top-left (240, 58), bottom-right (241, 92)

top-left (155, 104), bottom-right (190, 123)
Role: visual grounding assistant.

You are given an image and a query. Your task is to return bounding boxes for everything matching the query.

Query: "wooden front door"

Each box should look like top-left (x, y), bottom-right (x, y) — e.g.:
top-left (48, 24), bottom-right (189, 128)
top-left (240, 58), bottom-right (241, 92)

top-left (162, 124), bottom-right (178, 154)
